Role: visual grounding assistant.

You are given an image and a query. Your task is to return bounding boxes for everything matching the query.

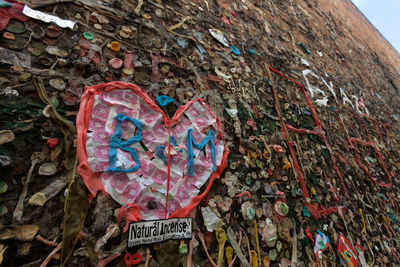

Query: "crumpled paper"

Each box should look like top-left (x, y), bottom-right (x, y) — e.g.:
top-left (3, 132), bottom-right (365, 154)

top-left (22, 5), bottom-right (77, 29)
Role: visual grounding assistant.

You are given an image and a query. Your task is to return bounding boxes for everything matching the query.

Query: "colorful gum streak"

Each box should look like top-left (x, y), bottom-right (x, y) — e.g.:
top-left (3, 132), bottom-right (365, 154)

top-left (247, 150), bottom-right (271, 161)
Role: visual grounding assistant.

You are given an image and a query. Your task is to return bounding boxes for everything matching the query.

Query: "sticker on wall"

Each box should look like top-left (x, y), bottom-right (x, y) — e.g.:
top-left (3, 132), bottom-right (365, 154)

top-left (127, 218), bottom-right (192, 247)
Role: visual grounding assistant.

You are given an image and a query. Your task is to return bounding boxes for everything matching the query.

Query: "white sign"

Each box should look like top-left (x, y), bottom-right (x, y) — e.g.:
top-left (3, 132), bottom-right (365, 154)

top-left (127, 218), bottom-right (192, 247)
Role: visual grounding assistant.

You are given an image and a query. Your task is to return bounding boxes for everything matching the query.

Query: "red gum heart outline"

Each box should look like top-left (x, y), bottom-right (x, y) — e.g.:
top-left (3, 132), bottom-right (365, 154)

top-left (267, 65), bottom-right (395, 219)
top-left (266, 65), bottom-right (346, 219)
top-left (76, 81), bottom-right (229, 219)
top-left (341, 106), bottom-right (392, 187)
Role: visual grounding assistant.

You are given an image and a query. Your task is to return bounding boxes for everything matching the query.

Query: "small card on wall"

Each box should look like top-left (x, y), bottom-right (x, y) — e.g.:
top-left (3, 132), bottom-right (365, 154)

top-left (127, 218), bottom-right (193, 247)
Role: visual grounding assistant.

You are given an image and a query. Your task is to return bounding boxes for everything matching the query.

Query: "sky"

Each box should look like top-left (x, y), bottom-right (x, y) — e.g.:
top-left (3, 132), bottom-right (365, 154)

top-left (352, 0), bottom-right (400, 53)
